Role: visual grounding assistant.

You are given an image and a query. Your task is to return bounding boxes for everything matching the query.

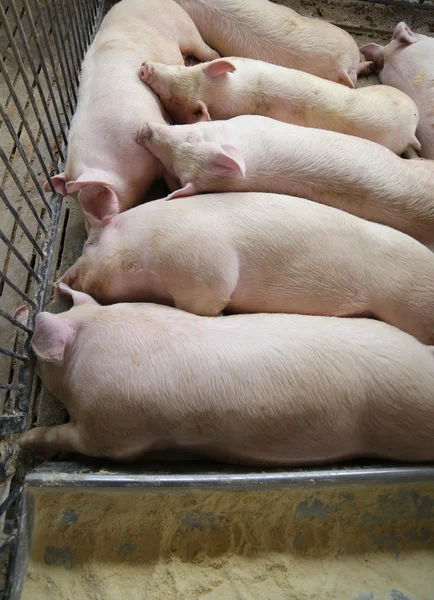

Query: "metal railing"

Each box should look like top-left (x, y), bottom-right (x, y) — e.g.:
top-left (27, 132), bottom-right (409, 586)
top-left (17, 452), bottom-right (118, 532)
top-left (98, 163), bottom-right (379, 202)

top-left (0, 1), bottom-right (105, 596)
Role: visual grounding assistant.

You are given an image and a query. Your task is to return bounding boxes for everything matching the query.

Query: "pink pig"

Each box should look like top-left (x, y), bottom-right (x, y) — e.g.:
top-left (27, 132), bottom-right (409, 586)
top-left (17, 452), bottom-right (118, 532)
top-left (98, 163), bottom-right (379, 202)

top-left (140, 57), bottom-right (420, 155)
top-left (361, 22), bottom-right (434, 160)
top-left (137, 116), bottom-right (434, 246)
top-left (44, 0), bottom-right (218, 215)
top-left (58, 192), bottom-right (434, 344)
top-left (16, 288), bottom-right (434, 464)
top-left (174, 0), bottom-right (370, 87)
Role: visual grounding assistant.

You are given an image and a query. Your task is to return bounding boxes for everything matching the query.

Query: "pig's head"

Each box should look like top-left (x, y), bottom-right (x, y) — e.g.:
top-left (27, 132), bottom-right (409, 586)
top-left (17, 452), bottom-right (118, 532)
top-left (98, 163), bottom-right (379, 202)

top-left (137, 121), bottom-right (246, 199)
top-left (139, 59), bottom-right (236, 125)
top-left (360, 22), bottom-right (423, 72)
top-left (14, 286), bottom-right (99, 394)
top-left (56, 195), bottom-right (127, 303)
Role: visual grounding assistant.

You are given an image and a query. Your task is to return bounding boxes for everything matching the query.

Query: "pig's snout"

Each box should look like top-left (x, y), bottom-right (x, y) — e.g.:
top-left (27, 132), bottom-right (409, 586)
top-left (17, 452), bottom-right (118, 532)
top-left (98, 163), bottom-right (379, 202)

top-left (139, 62), bottom-right (152, 84)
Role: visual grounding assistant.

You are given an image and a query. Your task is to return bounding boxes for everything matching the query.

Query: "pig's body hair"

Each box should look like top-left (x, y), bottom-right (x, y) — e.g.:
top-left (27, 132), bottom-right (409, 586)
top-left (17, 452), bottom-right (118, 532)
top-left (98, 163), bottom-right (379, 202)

top-left (60, 192), bottom-right (434, 344)
top-left (175, 0), bottom-right (360, 87)
top-left (148, 116), bottom-right (434, 245)
top-left (20, 302), bottom-right (434, 464)
top-left (378, 33), bottom-right (434, 160)
top-left (63, 0), bottom-right (218, 212)
top-left (149, 57), bottom-right (420, 155)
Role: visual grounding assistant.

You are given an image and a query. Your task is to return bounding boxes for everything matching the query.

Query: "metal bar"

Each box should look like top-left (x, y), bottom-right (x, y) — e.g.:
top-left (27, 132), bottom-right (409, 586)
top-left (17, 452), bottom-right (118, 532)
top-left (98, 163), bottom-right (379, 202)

top-left (39, 0), bottom-right (74, 122)
top-left (0, 309), bottom-right (33, 336)
top-left (0, 271), bottom-right (37, 308)
top-left (0, 384), bottom-right (25, 391)
top-left (8, 0), bottom-right (65, 163)
top-left (24, 462), bottom-right (434, 493)
top-left (64, 0), bottom-right (83, 77)
top-left (79, 0), bottom-right (93, 50)
top-left (0, 230), bottom-right (41, 284)
top-left (47, 0), bottom-right (77, 108)
top-left (0, 190), bottom-right (44, 259)
top-left (0, 102), bottom-right (53, 211)
top-left (0, 348), bottom-right (28, 362)
top-left (0, 148), bottom-right (48, 233)
top-left (2, 490), bottom-right (30, 600)
top-left (22, 0), bottom-right (68, 148)
top-left (0, 485), bottom-right (21, 520)
top-left (0, 65), bottom-right (54, 195)
top-left (0, 2), bottom-right (58, 168)
top-left (71, 0), bottom-right (86, 63)
top-left (53, 1), bottom-right (79, 96)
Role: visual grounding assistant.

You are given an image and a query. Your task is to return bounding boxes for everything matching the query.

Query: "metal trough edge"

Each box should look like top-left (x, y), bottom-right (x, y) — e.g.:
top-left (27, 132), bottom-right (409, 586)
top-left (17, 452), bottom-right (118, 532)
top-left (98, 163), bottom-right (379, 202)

top-left (24, 461), bottom-right (434, 494)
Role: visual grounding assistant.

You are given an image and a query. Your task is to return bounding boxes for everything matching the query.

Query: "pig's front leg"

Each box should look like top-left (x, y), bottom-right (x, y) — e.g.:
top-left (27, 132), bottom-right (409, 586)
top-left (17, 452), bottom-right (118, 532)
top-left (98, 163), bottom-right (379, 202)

top-left (163, 170), bottom-right (181, 193)
top-left (19, 423), bottom-right (88, 460)
top-left (174, 291), bottom-right (230, 316)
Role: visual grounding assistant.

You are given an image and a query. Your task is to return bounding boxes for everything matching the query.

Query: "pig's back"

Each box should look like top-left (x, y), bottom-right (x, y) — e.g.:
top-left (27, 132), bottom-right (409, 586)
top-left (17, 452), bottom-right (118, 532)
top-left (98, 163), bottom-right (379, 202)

top-left (176, 0), bottom-right (357, 81)
top-left (70, 305), bottom-right (434, 465)
top-left (65, 1), bottom-right (185, 196)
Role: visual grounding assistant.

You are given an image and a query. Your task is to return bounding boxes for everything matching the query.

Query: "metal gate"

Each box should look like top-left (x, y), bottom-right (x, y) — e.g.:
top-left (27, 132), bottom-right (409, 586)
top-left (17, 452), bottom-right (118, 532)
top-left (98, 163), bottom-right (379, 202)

top-left (0, 1), bottom-right (105, 596)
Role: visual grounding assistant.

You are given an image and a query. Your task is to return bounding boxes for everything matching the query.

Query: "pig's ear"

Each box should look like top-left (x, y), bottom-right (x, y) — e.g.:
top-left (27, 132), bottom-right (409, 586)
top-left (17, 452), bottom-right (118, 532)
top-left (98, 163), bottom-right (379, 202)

top-left (214, 144), bottom-right (246, 177)
top-left (66, 171), bottom-right (120, 225)
top-left (166, 182), bottom-right (198, 200)
top-left (393, 22), bottom-right (416, 46)
top-left (55, 282), bottom-right (99, 306)
top-left (43, 173), bottom-right (67, 196)
top-left (187, 100), bottom-right (211, 124)
top-left (359, 44), bottom-right (384, 69)
top-left (77, 185), bottom-right (120, 226)
top-left (203, 59), bottom-right (236, 78)
top-left (32, 312), bottom-right (75, 364)
top-left (13, 306), bottom-right (30, 327)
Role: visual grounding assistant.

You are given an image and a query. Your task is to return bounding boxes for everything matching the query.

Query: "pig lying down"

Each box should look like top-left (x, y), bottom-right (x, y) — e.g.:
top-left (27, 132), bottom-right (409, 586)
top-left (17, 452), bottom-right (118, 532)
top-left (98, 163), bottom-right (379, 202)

top-left (138, 117), bottom-right (434, 245)
top-left (45, 0), bottom-right (218, 214)
top-left (174, 0), bottom-right (368, 87)
top-left (17, 289), bottom-right (434, 465)
top-left (140, 57), bottom-right (419, 155)
top-left (361, 22), bottom-right (434, 160)
top-left (59, 192), bottom-right (434, 344)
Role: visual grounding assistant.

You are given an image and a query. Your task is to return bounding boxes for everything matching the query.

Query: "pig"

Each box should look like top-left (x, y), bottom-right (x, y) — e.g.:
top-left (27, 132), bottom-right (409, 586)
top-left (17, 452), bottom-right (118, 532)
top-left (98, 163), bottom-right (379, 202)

top-left (58, 192), bottom-right (434, 344)
top-left (360, 22), bottom-right (434, 160)
top-left (16, 287), bottom-right (434, 465)
top-left (139, 57), bottom-right (420, 155)
top-left (44, 0), bottom-right (219, 215)
top-left (174, 0), bottom-right (369, 88)
top-left (137, 116), bottom-right (434, 246)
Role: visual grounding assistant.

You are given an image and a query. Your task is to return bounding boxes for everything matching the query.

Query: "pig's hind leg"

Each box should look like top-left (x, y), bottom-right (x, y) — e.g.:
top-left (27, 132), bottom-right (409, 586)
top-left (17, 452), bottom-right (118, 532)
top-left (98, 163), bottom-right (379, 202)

top-left (19, 423), bottom-right (90, 460)
top-left (180, 35), bottom-right (220, 64)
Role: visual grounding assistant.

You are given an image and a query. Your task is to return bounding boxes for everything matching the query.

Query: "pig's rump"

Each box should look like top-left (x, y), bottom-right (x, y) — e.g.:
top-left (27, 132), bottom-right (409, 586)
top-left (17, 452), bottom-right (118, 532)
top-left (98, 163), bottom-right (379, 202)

top-left (175, 0), bottom-right (360, 86)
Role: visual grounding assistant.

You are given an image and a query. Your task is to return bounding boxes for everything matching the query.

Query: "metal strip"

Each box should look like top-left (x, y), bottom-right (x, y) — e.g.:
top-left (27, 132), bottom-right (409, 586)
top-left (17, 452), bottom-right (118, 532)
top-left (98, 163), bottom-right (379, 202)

top-left (8, 0), bottom-right (65, 163)
top-left (0, 271), bottom-right (37, 308)
top-left (0, 102), bottom-right (53, 211)
top-left (0, 2), bottom-right (58, 168)
top-left (0, 229), bottom-right (42, 284)
top-left (0, 309), bottom-right (33, 336)
top-left (22, 0), bottom-right (68, 148)
top-left (0, 148), bottom-right (48, 232)
top-left (25, 462), bottom-right (434, 493)
top-left (0, 190), bottom-right (45, 258)
top-left (0, 63), bottom-right (54, 195)
top-left (40, 0), bottom-right (74, 122)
